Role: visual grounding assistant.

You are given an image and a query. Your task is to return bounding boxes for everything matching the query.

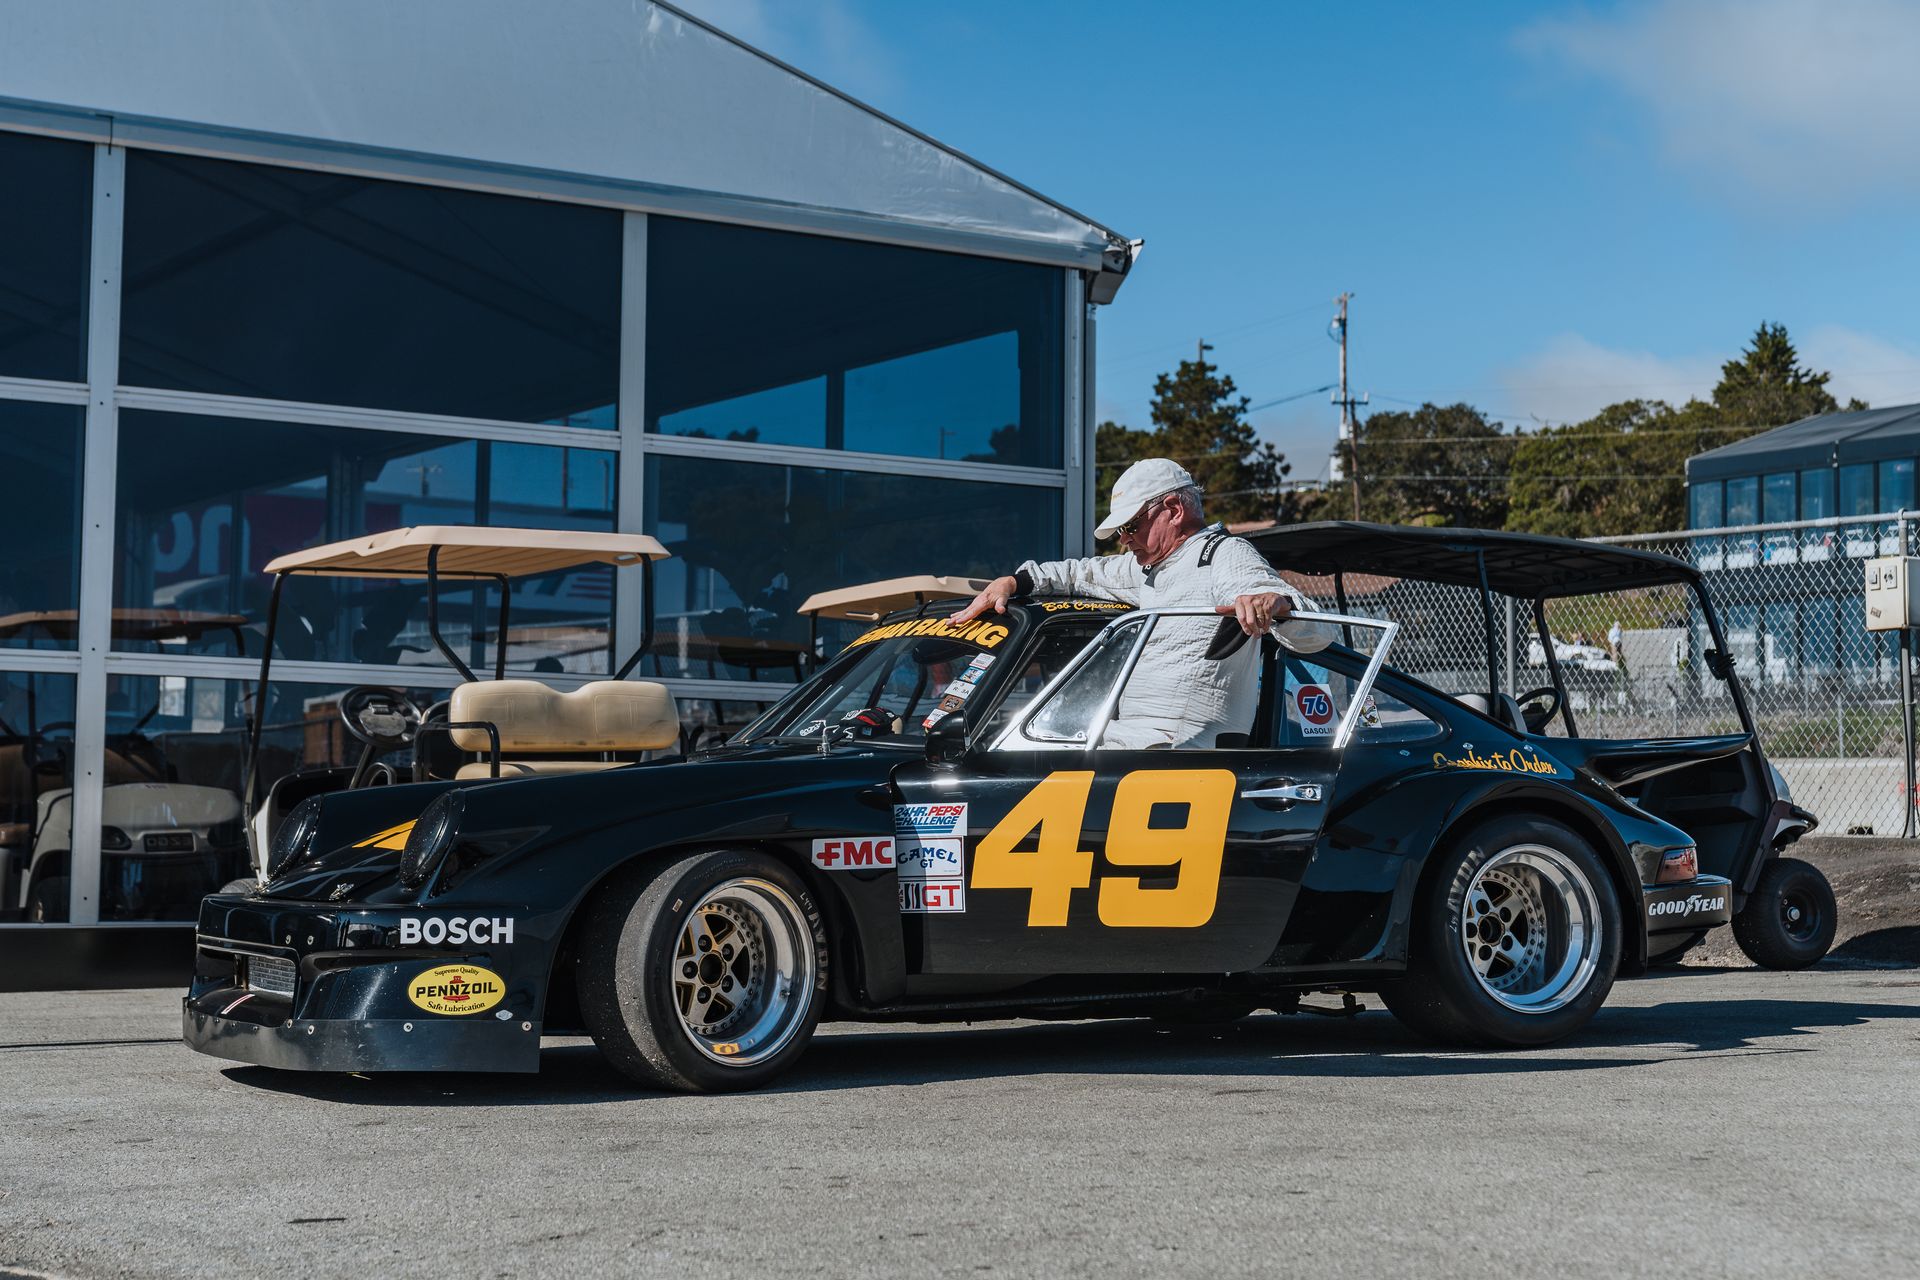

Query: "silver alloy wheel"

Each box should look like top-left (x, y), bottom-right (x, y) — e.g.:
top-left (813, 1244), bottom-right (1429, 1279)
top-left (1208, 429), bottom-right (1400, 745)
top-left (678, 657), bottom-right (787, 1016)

top-left (1459, 843), bottom-right (1603, 1014)
top-left (670, 877), bottom-right (816, 1067)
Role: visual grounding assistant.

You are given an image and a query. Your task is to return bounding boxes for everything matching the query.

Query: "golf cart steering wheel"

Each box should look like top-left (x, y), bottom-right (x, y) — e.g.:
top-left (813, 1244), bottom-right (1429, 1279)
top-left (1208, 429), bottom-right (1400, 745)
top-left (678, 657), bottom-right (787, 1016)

top-left (22, 721), bottom-right (75, 773)
top-left (1515, 686), bottom-right (1561, 733)
top-left (338, 687), bottom-right (422, 750)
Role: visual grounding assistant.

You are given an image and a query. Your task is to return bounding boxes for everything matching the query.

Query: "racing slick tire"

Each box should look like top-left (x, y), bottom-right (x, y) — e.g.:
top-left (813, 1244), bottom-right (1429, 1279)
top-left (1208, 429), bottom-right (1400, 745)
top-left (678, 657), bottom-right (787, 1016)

top-left (1731, 857), bottom-right (1837, 971)
top-left (1381, 814), bottom-right (1621, 1048)
top-left (577, 849), bottom-right (828, 1093)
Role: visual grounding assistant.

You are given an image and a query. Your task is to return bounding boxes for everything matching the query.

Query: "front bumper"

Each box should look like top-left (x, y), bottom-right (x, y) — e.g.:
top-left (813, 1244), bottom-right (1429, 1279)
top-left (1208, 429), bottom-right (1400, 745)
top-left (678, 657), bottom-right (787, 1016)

top-left (182, 990), bottom-right (540, 1072)
top-left (1643, 875), bottom-right (1734, 934)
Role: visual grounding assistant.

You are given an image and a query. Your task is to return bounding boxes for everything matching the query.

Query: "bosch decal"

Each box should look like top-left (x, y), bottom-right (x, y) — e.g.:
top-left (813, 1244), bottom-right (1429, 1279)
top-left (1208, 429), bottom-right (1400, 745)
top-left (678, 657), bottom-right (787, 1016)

top-left (398, 916), bottom-right (516, 946)
top-left (811, 837), bottom-right (895, 870)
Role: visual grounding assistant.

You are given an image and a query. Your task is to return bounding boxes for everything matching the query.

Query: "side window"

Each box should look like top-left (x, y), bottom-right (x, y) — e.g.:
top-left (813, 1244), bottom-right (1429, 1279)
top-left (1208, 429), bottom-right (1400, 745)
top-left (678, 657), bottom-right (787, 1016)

top-left (1274, 654), bottom-right (1441, 747)
top-left (977, 620), bottom-right (1109, 741)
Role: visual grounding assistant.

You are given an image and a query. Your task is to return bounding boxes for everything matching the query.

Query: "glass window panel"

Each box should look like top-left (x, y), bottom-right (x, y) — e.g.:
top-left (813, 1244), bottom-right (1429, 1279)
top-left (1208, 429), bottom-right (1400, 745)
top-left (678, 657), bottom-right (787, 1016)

top-left (1724, 476), bottom-right (1759, 526)
top-left (1840, 463), bottom-right (1875, 516)
top-left (0, 131), bottom-right (91, 383)
top-left (1879, 459), bottom-right (1914, 513)
top-left (644, 454), bottom-right (1063, 682)
top-left (1799, 468), bottom-right (1833, 521)
top-left (0, 670), bottom-right (78, 922)
top-left (1762, 472), bottom-right (1795, 524)
top-left (647, 217), bottom-right (1063, 467)
top-left (0, 401), bottom-right (84, 650)
top-left (1688, 482), bottom-right (1722, 529)
top-left (93, 674), bottom-right (448, 921)
top-left (121, 152), bottom-right (620, 424)
top-left (114, 410), bottom-right (615, 670)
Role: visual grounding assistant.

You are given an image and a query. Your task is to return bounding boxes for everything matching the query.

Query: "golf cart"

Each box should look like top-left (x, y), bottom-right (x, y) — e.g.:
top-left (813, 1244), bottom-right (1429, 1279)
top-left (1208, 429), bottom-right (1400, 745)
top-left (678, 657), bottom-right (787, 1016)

top-left (239, 526), bottom-right (675, 876)
top-left (1244, 521), bottom-right (1834, 969)
top-left (1, 609), bottom-right (251, 921)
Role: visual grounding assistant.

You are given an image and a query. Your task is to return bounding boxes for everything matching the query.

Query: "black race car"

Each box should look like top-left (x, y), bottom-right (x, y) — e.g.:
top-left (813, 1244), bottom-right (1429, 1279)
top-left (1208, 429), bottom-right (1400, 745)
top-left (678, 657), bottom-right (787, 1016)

top-left (185, 526), bottom-right (1817, 1093)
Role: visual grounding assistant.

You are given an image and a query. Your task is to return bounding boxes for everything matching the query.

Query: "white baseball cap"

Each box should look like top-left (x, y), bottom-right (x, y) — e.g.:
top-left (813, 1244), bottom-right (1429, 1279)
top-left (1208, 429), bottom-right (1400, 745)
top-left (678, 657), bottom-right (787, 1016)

top-left (1095, 458), bottom-right (1198, 539)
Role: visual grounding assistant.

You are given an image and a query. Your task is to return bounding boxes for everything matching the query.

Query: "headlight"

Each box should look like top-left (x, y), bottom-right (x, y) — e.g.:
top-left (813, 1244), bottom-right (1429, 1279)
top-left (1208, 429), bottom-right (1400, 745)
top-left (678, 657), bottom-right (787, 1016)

top-left (100, 826), bottom-right (132, 851)
top-left (267, 797), bottom-right (324, 880)
top-left (398, 791), bottom-right (462, 890)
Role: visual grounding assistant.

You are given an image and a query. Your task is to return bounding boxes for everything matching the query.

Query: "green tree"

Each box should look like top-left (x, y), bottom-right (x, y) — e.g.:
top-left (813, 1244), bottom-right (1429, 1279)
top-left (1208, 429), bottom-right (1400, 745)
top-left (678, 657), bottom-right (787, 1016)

top-left (1713, 321), bottom-right (1841, 429)
top-left (1351, 402), bottom-right (1510, 527)
top-left (1095, 357), bottom-right (1294, 526)
top-left (1506, 398), bottom-right (1723, 537)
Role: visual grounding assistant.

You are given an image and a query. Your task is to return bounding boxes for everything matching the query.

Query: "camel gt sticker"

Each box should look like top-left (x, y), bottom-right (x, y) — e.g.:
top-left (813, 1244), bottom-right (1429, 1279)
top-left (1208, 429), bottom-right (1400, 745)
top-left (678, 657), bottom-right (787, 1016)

top-left (408, 964), bottom-right (506, 1016)
top-left (894, 803), bottom-right (968, 913)
top-left (1295, 684), bottom-right (1336, 737)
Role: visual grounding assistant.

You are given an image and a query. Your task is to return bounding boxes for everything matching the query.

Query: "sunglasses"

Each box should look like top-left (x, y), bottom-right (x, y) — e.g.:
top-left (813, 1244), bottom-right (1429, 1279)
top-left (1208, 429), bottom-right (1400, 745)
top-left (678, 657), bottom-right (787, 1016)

top-left (1113, 493), bottom-right (1171, 539)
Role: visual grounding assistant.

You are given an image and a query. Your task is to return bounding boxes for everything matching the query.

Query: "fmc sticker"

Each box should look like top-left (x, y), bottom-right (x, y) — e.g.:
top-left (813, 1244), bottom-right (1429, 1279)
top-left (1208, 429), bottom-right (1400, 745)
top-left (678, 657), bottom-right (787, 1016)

top-left (1295, 684), bottom-right (1335, 737)
top-left (408, 964), bottom-right (506, 1016)
top-left (811, 836), bottom-right (895, 870)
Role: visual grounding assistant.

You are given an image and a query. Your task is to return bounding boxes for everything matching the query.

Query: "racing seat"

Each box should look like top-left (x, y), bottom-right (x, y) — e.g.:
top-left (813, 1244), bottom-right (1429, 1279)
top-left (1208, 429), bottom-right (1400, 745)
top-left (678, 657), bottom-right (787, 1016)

top-left (448, 680), bottom-right (680, 779)
top-left (1457, 692), bottom-right (1529, 736)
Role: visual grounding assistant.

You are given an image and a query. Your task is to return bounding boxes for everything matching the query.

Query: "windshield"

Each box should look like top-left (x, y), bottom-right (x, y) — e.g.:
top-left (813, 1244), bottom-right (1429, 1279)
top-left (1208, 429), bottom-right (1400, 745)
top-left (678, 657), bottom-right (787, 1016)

top-left (737, 615), bottom-right (1023, 747)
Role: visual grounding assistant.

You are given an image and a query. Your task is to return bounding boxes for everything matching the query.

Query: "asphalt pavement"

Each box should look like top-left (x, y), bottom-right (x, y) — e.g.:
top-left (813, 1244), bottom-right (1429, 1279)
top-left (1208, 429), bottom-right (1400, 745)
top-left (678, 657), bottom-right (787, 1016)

top-left (4, 967), bottom-right (1917, 1279)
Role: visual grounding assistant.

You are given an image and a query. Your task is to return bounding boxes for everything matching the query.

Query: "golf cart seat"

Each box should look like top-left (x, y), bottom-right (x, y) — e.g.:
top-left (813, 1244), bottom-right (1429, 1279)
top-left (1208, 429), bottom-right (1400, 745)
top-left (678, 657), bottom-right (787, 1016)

top-left (1457, 692), bottom-right (1528, 735)
top-left (449, 679), bottom-right (679, 780)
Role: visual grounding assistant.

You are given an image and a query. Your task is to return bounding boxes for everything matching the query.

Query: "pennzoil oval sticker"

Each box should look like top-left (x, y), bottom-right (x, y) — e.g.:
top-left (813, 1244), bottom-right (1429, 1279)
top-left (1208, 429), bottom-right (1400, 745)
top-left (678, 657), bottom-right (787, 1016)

top-left (408, 963), bottom-right (506, 1016)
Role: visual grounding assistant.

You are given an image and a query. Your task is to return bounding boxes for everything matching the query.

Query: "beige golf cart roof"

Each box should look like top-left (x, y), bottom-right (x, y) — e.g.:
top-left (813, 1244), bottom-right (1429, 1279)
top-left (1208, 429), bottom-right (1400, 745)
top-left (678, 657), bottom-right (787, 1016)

top-left (797, 575), bottom-right (991, 621)
top-left (262, 526), bottom-right (670, 580)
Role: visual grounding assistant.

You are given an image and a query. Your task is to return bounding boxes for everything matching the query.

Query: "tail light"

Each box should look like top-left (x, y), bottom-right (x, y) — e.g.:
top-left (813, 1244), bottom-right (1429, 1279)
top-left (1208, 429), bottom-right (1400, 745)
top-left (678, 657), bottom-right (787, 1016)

top-left (1656, 846), bottom-right (1698, 883)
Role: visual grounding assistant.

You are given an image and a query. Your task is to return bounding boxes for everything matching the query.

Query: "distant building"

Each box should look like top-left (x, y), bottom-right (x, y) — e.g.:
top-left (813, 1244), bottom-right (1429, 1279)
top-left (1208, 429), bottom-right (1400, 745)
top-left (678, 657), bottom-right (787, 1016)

top-left (1686, 404), bottom-right (1920, 529)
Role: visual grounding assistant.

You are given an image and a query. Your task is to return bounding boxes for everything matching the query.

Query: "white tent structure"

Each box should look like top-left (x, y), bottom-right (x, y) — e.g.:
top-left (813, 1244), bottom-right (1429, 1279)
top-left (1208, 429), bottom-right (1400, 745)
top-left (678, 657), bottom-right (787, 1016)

top-left (0, 0), bottom-right (1136, 286)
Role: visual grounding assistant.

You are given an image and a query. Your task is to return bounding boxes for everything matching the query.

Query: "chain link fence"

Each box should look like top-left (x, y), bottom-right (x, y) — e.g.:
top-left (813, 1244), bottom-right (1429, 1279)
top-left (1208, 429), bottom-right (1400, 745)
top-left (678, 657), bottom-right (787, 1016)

top-left (1298, 513), bottom-right (1914, 837)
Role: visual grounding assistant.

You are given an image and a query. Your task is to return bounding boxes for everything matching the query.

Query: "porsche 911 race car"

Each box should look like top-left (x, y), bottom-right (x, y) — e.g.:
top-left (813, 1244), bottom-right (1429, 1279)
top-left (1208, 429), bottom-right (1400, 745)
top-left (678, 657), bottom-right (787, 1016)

top-left (184, 524), bottom-right (1818, 1093)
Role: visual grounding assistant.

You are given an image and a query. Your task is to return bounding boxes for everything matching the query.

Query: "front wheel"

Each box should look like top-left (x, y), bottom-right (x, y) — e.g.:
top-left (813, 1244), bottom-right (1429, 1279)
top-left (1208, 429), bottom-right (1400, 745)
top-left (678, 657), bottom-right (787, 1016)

top-left (26, 874), bottom-right (69, 923)
top-left (1382, 815), bottom-right (1622, 1047)
top-left (1731, 857), bottom-right (1836, 970)
top-left (577, 850), bottom-right (828, 1093)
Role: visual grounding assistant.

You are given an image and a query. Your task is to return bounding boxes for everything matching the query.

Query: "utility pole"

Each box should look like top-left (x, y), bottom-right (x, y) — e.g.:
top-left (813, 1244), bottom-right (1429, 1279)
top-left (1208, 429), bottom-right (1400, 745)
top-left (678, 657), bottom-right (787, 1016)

top-left (1327, 293), bottom-right (1367, 520)
top-left (1197, 338), bottom-right (1213, 366)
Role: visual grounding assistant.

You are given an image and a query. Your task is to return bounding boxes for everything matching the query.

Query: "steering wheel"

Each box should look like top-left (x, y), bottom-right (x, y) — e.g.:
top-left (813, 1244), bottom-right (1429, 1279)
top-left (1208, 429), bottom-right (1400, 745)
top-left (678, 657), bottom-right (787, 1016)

top-left (338, 686), bottom-right (422, 750)
top-left (22, 721), bottom-right (75, 774)
top-left (839, 706), bottom-right (903, 738)
top-left (1515, 686), bottom-right (1562, 733)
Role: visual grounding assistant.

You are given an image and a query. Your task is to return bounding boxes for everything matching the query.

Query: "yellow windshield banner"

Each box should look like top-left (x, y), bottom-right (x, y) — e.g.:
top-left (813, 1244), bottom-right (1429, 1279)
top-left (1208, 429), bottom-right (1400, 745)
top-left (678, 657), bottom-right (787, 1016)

top-left (847, 617), bottom-right (1011, 650)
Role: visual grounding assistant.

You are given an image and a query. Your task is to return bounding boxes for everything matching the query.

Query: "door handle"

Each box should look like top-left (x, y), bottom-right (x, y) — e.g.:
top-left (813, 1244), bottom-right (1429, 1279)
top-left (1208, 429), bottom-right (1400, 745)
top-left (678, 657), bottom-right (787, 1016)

top-left (1242, 782), bottom-right (1323, 804)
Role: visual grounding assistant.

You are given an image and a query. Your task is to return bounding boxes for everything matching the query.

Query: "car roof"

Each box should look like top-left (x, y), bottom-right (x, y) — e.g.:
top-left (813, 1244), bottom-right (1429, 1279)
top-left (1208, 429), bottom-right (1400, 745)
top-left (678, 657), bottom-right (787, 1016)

top-left (797, 575), bottom-right (993, 621)
top-left (262, 526), bottom-right (669, 579)
top-left (1242, 521), bottom-right (1696, 597)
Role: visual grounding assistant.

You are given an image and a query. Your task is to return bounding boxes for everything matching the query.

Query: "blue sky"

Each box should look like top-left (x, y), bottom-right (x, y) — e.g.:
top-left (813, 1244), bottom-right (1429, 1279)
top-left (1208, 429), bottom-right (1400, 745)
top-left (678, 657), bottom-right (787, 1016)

top-left (681, 0), bottom-right (1920, 486)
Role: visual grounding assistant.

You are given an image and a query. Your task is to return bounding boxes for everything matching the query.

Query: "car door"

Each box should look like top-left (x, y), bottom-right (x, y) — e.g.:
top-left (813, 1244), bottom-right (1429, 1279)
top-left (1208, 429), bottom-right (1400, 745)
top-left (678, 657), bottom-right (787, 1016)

top-left (890, 608), bottom-right (1396, 976)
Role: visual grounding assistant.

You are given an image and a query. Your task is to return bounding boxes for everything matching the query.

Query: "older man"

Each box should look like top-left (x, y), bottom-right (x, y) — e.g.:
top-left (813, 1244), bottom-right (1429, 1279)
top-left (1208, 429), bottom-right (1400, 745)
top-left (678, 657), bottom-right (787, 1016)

top-left (951, 458), bottom-right (1328, 749)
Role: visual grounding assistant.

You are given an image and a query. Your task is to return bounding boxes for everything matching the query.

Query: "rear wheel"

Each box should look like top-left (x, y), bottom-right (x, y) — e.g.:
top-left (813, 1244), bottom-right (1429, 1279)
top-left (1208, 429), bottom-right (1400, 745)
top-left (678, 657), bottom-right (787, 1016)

top-left (1731, 857), bottom-right (1836, 970)
top-left (578, 850), bottom-right (827, 1093)
top-left (1382, 815), bottom-right (1621, 1047)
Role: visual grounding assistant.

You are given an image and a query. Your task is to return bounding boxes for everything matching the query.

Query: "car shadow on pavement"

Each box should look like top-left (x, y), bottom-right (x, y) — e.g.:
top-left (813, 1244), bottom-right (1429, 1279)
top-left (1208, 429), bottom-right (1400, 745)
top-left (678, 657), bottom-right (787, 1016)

top-left (217, 990), bottom-right (1920, 1105)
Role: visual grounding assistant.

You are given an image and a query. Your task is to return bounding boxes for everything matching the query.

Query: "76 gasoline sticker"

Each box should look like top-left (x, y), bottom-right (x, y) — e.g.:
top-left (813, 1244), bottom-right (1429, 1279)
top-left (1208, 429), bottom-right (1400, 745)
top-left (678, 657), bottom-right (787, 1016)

top-left (1296, 684), bottom-right (1335, 737)
top-left (409, 963), bottom-right (506, 1015)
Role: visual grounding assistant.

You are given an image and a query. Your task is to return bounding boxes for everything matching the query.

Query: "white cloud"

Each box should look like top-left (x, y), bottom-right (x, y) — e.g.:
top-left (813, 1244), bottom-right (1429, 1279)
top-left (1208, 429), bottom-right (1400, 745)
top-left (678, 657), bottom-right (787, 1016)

top-left (1518, 0), bottom-right (1920, 202)
top-left (671, 0), bottom-right (901, 105)
top-left (1493, 334), bottom-right (1719, 425)
top-left (1800, 325), bottom-right (1920, 409)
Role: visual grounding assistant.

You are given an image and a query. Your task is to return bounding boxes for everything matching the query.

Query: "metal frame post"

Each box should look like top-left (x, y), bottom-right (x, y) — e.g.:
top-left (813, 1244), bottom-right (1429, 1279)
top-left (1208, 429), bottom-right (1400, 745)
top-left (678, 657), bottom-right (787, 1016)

top-left (612, 211), bottom-right (650, 679)
top-left (1904, 512), bottom-right (1916, 837)
top-left (66, 142), bottom-right (126, 925)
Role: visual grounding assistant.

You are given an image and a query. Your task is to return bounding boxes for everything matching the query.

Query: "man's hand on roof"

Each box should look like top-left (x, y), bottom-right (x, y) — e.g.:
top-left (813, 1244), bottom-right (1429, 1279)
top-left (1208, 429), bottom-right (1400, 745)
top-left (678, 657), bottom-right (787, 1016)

top-left (951, 575), bottom-right (1019, 625)
top-left (1217, 592), bottom-right (1292, 637)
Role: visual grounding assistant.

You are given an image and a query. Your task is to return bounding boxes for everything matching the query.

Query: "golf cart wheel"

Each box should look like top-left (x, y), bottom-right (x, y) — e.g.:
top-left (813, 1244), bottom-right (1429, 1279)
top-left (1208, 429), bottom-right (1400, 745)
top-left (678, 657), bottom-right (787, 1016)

top-left (26, 874), bottom-right (69, 923)
top-left (1381, 814), bottom-right (1621, 1047)
top-left (578, 850), bottom-right (827, 1093)
top-left (1731, 857), bottom-right (1836, 970)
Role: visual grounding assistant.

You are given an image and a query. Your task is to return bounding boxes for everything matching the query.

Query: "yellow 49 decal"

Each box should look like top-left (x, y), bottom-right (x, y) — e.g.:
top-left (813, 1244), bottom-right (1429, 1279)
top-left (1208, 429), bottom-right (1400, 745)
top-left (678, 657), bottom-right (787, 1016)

top-left (972, 769), bottom-right (1236, 929)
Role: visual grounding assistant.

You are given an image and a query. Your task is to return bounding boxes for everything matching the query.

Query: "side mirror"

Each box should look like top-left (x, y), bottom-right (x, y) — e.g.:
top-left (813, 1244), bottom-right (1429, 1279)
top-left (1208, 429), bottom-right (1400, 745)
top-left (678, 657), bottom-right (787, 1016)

top-left (1704, 647), bottom-right (1732, 680)
top-left (924, 713), bottom-right (968, 764)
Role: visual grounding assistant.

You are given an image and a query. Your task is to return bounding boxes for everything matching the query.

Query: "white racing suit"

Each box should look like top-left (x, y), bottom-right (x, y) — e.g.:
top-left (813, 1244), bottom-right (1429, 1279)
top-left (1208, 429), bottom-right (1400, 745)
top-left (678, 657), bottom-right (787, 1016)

top-left (1017, 524), bottom-right (1332, 749)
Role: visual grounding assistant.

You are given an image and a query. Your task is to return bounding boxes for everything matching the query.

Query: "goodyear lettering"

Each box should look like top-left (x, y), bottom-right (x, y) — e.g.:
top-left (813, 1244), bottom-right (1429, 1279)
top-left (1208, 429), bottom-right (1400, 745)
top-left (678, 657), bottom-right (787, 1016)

top-left (1648, 893), bottom-right (1727, 918)
top-left (407, 964), bottom-right (506, 1016)
top-left (848, 618), bottom-right (1010, 650)
top-left (398, 916), bottom-right (516, 946)
top-left (1431, 747), bottom-right (1562, 776)
top-left (811, 836), bottom-right (896, 870)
